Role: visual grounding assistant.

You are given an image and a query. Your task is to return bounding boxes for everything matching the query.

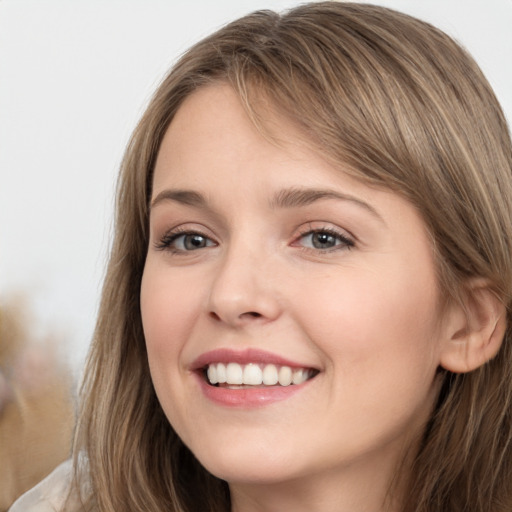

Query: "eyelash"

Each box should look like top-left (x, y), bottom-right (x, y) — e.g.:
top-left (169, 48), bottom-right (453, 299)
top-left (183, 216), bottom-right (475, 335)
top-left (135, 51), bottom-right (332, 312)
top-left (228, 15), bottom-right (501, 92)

top-left (155, 228), bottom-right (217, 254)
top-left (293, 227), bottom-right (355, 253)
top-left (154, 226), bottom-right (355, 254)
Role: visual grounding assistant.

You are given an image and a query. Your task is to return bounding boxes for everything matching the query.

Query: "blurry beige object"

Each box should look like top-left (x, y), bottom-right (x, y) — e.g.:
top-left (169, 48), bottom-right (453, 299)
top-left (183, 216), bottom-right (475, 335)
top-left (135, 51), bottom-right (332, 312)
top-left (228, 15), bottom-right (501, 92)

top-left (0, 297), bottom-right (75, 512)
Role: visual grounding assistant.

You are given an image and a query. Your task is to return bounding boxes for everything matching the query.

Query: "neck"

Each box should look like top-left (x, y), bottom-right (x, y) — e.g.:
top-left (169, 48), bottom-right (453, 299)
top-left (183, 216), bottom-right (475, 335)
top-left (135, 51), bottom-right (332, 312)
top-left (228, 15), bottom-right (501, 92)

top-left (229, 441), bottom-right (411, 512)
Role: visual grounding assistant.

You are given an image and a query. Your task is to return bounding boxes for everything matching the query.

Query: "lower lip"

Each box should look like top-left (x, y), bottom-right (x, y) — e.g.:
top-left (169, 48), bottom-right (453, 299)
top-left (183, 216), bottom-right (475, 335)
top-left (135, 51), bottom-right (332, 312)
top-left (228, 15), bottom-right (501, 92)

top-left (195, 373), bottom-right (312, 408)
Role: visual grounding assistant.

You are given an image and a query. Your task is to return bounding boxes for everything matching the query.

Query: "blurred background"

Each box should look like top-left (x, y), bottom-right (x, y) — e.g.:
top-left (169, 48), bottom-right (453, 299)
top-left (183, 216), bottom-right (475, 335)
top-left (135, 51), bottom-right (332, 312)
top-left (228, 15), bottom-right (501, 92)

top-left (1, 0), bottom-right (511, 377)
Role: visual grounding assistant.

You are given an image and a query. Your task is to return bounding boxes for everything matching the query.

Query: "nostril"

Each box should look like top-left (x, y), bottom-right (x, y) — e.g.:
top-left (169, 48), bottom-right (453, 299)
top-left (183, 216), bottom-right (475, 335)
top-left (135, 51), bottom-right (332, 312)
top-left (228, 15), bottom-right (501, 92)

top-left (208, 310), bottom-right (262, 322)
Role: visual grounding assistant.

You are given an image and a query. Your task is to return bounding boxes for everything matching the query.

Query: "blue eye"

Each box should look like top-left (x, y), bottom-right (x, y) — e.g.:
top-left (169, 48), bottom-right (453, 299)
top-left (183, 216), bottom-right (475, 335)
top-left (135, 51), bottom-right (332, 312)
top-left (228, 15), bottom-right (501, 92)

top-left (157, 231), bottom-right (216, 252)
top-left (298, 229), bottom-right (354, 251)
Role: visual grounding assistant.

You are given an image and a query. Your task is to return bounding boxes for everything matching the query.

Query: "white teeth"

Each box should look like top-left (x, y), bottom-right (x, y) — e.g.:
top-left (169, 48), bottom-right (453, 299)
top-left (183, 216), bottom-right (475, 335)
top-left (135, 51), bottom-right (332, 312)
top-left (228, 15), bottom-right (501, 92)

top-left (262, 364), bottom-right (278, 385)
top-left (206, 362), bottom-right (314, 387)
top-left (207, 365), bottom-right (218, 384)
top-left (292, 368), bottom-right (306, 385)
top-left (226, 362), bottom-right (243, 385)
top-left (217, 363), bottom-right (227, 383)
top-left (278, 366), bottom-right (292, 386)
top-left (243, 364), bottom-right (263, 385)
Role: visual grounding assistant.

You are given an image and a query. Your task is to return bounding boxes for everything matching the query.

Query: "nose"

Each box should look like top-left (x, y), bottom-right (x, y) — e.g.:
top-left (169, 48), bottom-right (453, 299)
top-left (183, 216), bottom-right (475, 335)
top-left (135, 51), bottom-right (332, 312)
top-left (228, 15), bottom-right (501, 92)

top-left (207, 243), bottom-right (282, 327)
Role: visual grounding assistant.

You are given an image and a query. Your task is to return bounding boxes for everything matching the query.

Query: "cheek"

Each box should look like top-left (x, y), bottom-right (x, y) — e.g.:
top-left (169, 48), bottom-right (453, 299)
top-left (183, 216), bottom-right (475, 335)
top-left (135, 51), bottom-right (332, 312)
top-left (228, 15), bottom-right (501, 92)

top-left (140, 264), bottom-right (205, 434)
top-left (140, 263), bottom-right (204, 404)
top-left (302, 274), bottom-right (441, 449)
top-left (294, 263), bottom-right (442, 394)
top-left (141, 263), bottom-right (198, 350)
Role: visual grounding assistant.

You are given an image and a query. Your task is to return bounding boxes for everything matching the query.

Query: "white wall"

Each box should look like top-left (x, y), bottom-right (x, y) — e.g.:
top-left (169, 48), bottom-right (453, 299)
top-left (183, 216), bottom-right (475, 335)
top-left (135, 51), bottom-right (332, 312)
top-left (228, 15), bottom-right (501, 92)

top-left (1, 0), bottom-right (511, 373)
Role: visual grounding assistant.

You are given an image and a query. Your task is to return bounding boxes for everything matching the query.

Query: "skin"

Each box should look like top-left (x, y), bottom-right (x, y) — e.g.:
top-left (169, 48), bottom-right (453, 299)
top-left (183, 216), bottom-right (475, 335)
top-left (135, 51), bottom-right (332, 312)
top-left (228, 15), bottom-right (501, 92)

top-left (140, 83), bottom-right (456, 512)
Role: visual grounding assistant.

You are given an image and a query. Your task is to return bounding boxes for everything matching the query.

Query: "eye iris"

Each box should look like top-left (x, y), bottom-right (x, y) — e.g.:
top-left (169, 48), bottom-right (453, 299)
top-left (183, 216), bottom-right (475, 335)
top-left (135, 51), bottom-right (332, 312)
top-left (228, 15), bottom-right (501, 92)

top-left (184, 234), bottom-right (207, 250)
top-left (312, 232), bottom-right (336, 249)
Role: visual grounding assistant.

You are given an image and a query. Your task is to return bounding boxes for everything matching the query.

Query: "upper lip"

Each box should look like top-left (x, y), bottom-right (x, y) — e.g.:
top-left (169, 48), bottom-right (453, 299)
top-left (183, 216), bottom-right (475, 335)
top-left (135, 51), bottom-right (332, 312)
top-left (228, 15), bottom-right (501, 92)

top-left (190, 348), bottom-right (317, 371)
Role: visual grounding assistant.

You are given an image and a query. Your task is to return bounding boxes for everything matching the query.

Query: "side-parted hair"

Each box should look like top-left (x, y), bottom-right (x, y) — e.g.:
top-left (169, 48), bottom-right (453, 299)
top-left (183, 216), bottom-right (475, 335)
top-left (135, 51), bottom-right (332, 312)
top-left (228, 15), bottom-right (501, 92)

top-left (73, 3), bottom-right (512, 511)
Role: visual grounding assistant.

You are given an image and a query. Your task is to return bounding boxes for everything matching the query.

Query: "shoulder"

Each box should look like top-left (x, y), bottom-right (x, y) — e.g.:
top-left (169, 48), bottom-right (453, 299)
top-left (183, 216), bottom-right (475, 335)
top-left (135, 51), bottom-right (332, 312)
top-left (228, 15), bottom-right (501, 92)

top-left (9, 460), bottom-right (82, 512)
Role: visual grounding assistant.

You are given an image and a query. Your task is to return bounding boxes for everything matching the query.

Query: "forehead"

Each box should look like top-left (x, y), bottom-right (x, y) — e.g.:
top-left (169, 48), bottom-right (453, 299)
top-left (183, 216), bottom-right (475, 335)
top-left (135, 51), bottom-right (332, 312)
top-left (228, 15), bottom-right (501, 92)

top-left (152, 84), bottom-right (430, 238)
top-left (155, 84), bottom-right (300, 167)
top-left (154, 83), bottom-right (356, 194)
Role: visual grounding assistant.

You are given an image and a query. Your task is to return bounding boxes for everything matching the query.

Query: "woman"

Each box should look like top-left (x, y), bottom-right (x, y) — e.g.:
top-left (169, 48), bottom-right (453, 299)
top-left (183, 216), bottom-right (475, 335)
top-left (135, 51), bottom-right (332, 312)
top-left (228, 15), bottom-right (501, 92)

top-left (11, 2), bottom-right (512, 511)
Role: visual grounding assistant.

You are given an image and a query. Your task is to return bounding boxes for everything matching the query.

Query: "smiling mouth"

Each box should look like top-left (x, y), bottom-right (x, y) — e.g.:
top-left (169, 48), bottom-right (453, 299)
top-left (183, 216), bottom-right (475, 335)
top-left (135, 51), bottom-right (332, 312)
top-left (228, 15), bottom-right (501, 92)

top-left (204, 362), bottom-right (318, 388)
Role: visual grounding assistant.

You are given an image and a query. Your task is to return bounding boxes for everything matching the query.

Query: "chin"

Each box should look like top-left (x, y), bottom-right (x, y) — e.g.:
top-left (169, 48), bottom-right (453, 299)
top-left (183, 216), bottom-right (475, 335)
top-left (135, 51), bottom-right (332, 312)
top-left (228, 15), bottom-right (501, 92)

top-left (192, 442), bottom-right (305, 485)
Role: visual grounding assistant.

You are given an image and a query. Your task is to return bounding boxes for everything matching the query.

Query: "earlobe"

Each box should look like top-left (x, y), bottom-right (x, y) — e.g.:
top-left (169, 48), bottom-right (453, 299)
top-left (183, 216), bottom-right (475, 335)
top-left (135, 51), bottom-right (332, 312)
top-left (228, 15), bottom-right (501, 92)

top-left (439, 280), bottom-right (507, 373)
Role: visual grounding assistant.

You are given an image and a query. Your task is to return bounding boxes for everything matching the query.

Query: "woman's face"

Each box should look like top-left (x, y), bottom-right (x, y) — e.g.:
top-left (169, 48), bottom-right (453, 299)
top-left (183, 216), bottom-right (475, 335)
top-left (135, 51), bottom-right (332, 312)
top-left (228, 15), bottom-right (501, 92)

top-left (141, 84), bottom-right (449, 490)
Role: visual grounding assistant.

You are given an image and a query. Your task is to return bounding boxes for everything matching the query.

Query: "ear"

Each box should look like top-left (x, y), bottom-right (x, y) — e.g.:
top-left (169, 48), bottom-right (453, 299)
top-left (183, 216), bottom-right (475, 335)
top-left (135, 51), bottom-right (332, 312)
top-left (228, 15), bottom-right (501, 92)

top-left (439, 279), bottom-right (507, 373)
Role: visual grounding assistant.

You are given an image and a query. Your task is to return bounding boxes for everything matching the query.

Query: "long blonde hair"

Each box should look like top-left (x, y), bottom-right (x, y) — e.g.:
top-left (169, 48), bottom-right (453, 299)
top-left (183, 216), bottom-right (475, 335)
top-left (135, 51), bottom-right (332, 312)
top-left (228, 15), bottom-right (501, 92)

top-left (73, 3), bottom-right (512, 511)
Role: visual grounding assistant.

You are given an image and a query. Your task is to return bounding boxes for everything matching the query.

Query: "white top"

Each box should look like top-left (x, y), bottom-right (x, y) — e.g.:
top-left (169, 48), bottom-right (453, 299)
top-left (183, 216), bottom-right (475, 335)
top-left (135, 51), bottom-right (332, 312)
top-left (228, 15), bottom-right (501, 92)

top-left (9, 460), bottom-right (78, 512)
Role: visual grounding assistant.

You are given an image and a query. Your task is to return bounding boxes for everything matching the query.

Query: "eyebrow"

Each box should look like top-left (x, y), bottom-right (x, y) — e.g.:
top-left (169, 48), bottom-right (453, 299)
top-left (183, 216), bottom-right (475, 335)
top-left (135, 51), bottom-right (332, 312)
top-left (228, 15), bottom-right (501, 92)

top-left (150, 187), bottom-right (384, 223)
top-left (269, 187), bottom-right (383, 222)
top-left (151, 189), bottom-right (207, 210)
